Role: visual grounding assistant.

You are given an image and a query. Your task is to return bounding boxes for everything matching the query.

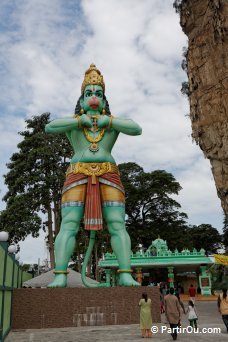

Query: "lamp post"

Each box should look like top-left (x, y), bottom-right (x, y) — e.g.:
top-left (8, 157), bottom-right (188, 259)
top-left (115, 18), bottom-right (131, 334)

top-left (0, 231), bottom-right (9, 342)
top-left (14, 255), bottom-right (20, 290)
top-left (8, 245), bottom-right (17, 254)
top-left (0, 232), bottom-right (9, 243)
top-left (8, 245), bottom-right (17, 290)
top-left (7, 244), bottom-right (18, 331)
top-left (0, 230), bottom-right (9, 283)
top-left (18, 261), bottom-right (23, 288)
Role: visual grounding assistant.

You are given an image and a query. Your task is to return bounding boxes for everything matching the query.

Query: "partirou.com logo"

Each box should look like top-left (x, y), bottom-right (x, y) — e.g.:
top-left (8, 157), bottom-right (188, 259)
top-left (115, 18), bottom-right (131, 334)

top-left (151, 325), bottom-right (221, 334)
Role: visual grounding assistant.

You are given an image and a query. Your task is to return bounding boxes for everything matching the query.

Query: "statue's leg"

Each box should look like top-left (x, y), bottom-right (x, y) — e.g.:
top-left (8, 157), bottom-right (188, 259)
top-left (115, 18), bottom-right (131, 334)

top-left (103, 206), bottom-right (140, 286)
top-left (47, 206), bottom-right (83, 288)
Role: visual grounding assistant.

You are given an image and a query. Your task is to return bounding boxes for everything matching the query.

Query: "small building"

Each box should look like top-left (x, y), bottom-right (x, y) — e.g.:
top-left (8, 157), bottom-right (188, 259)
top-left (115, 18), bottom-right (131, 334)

top-left (98, 238), bottom-right (213, 295)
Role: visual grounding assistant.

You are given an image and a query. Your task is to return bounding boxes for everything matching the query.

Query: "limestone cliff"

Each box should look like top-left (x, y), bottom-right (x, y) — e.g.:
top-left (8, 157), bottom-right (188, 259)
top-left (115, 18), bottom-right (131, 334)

top-left (175, 0), bottom-right (228, 214)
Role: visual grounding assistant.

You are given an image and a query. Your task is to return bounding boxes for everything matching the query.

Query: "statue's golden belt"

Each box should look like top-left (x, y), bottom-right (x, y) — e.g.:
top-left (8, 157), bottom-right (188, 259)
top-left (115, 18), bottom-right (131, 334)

top-left (66, 162), bottom-right (119, 184)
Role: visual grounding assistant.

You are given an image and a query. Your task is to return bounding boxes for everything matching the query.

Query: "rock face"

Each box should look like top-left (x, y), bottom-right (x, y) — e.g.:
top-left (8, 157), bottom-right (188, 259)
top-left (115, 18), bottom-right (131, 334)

top-left (176, 0), bottom-right (228, 214)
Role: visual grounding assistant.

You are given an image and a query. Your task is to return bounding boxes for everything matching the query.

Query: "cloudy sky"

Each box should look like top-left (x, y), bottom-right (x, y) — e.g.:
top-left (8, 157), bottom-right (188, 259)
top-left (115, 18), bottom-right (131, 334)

top-left (0, 0), bottom-right (223, 264)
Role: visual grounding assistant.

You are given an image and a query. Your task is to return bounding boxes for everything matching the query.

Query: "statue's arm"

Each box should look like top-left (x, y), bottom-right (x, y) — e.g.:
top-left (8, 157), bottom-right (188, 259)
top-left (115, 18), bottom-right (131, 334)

top-left (45, 117), bottom-right (80, 134)
top-left (112, 117), bottom-right (142, 136)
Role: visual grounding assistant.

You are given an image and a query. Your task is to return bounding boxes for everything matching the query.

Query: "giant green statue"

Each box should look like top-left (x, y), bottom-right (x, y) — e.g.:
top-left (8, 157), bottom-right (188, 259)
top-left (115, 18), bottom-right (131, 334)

top-left (45, 64), bottom-right (142, 287)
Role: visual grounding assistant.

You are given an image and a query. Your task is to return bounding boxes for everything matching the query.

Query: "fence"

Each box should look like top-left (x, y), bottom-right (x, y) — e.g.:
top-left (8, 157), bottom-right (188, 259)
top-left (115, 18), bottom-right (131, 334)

top-left (0, 241), bottom-right (33, 342)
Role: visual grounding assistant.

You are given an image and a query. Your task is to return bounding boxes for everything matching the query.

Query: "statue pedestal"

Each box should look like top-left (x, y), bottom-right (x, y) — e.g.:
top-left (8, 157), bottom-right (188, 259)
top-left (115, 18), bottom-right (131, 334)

top-left (12, 287), bottom-right (161, 330)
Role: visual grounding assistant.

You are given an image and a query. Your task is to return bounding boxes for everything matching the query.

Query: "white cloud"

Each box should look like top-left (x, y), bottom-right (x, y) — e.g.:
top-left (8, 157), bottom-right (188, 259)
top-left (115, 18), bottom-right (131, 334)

top-left (0, 116), bottom-right (24, 151)
top-left (140, 9), bottom-right (187, 61)
top-left (18, 230), bottom-right (48, 265)
top-left (174, 157), bottom-right (223, 229)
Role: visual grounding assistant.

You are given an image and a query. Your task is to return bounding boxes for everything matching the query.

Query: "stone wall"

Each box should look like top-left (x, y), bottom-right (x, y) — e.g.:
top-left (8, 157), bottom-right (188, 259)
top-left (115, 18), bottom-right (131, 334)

top-left (12, 287), bottom-right (161, 330)
top-left (178, 0), bottom-right (228, 214)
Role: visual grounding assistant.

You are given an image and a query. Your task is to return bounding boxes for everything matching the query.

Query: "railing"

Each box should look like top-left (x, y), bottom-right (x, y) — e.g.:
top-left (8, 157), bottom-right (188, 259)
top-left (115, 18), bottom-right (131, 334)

top-left (0, 241), bottom-right (33, 342)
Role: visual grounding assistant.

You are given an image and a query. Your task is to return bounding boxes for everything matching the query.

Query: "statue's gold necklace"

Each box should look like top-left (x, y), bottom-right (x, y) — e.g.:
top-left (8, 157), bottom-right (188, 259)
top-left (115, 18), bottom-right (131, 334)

top-left (83, 127), bottom-right (105, 152)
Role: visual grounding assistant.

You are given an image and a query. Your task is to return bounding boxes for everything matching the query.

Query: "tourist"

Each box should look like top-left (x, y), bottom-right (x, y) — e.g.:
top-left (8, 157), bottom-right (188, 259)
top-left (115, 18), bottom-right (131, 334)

top-left (188, 284), bottom-right (196, 303)
top-left (139, 292), bottom-right (152, 338)
top-left (175, 293), bottom-right (185, 326)
top-left (164, 287), bottom-right (181, 340)
top-left (161, 284), bottom-right (167, 297)
top-left (186, 300), bottom-right (198, 329)
top-left (159, 284), bottom-right (166, 315)
top-left (160, 293), bottom-right (165, 314)
top-left (217, 288), bottom-right (228, 332)
top-left (177, 283), bottom-right (182, 295)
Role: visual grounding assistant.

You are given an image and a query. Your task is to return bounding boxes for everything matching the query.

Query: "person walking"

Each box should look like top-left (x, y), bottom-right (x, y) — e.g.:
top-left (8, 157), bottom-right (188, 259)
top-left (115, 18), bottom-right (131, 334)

top-left (175, 293), bottom-right (185, 327)
top-left (164, 287), bottom-right (181, 340)
top-left (139, 292), bottom-right (152, 338)
top-left (186, 300), bottom-right (198, 329)
top-left (188, 284), bottom-right (196, 303)
top-left (218, 288), bottom-right (228, 332)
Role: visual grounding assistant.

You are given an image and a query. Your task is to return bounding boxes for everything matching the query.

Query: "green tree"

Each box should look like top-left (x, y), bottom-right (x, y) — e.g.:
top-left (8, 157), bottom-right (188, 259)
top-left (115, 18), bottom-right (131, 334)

top-left (1, 113), bottom-right (72, 267)
top-left (190, 224), bottom-right (222, 254)
top-left (118, 162), bottom-right (190, 251)
top-left (21, 264), bottom-right (30, 272)
top-left (0, 195), bottom-right (41, 243)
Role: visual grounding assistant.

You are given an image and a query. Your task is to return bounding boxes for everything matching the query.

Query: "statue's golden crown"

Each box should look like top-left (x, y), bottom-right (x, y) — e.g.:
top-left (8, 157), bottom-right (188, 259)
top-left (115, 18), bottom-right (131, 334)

top-left (81, 63), bottom-right (105, 93)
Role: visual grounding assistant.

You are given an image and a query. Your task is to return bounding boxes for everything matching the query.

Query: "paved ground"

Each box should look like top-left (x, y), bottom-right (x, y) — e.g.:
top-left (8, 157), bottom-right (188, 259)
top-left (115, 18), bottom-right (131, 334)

top-left (6, 302), bottom-right (228, 342)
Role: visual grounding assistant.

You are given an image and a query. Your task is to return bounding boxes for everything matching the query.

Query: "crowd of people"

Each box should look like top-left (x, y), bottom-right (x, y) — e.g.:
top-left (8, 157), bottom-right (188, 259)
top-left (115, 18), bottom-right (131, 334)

top-left (139, 285), bottom-right (228, 339)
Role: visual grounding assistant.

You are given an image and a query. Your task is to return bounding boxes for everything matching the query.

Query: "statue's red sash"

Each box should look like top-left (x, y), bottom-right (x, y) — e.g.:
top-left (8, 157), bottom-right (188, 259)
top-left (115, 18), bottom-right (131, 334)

top-left (63, 172), bottom-right (124, 230)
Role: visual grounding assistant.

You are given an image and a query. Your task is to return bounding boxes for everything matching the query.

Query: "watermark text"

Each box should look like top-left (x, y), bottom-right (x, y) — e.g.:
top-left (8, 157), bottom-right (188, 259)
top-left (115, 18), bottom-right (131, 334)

top-left (151, 325), bottom-right (221, 335)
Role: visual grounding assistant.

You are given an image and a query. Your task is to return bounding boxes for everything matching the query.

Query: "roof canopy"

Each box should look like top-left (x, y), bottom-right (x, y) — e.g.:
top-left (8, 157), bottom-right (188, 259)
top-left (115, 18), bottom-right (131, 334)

top-left (99, 238), bottom-right (213, 269)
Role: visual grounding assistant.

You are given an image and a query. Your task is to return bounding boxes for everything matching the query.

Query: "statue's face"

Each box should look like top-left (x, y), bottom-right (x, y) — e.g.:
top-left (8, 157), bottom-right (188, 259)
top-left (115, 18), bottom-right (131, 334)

top-left (80, 85), bottom-right (105, 113)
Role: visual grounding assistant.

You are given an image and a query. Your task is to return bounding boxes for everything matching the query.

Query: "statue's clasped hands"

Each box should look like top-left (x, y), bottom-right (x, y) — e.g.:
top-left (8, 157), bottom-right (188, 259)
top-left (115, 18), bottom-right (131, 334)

top-left (79, 114), bottom-right (93, 128)
top-left (96, 115), bottom-right (110, 128)
top-left (80, 114), bottom-right (110, 129)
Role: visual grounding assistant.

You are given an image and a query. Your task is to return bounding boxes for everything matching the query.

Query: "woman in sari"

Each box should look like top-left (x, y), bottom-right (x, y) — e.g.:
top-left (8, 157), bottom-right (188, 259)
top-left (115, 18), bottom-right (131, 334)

top-left (139, 292), bottom-right (152, 338)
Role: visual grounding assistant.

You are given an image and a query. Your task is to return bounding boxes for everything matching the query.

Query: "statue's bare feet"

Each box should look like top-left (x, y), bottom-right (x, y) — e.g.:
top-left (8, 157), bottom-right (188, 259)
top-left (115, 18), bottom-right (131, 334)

top-left (118, 273), bottom-right (140, 286)
top-left (47, 274), bottom-right (67, 288)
